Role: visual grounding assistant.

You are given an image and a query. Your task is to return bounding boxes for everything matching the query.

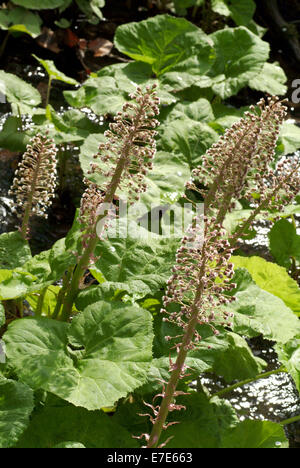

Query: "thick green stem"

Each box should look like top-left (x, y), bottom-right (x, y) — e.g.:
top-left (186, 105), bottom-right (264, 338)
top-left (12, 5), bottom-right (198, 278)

top-left (52, 267), bottom-right (73, 320)
top-left (60, 103), bottom-right (144, 321)
top-left (60, 236), bottom-right (99, 322)
top-left (35, 288), bottom-right (48, 316)
top-left (280, 414), bottom-right (300, 426)
top-left (210, 366), bottom-right (286, 399)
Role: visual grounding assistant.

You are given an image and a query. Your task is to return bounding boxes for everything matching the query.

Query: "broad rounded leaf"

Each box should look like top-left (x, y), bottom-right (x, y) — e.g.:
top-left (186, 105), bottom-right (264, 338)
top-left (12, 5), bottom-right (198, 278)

top-left (229, 268), bottom-right (300, 344)
top-left (0, 6), bottom-right (42, 37)
top-left (64, 75), bottom-right (127, 115)
top-left (278, 122), bottom-right (300, 156)
top-left (158, 118), bottom-right (219, 169)
top-left (0, 378), bottom-right (34, 448)
top-left (0, 270), bottom-right (38, 300)
top-left (114, 14), bottom-right (214, 77)
top-left (208, 26), bottom-right (269, 98)
top-left (232, 256), bottom-right (300, 316)
top-left (188, 331), bottom-right (266, 382)
top-left (249, 62), bottom-right (287, 96)
top-left (0, 231), bottom-right (31, 269)
top-left (3, 301), bottom-right (154, 410)
top-left (164, 393), bottom-right (238, 448)
top-left (16, 403), bottom-right (138, 448)
top-left (10, 0), bottom-right (66, 9)
top-left (221, 419), bottom-right (288, 448)
top-left (0, 116), bottom-right (30, 151)
top-left (268, 218), bottom-right (300, 268)
top-left (90, 220), bottom-right (179, 299)
top-left (212, 0), bottom-right (256, 26)
top-left (153, 313), bottom-right (266, 382)
top-left (275, 336), bottom-right (300, 392)
top-left (0, 70), bottom-right (41, 114)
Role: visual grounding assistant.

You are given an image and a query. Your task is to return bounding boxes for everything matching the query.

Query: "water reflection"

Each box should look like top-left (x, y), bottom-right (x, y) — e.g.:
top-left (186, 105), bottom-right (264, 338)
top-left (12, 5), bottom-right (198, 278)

top-left (199, 338), bottom-right (300, 447)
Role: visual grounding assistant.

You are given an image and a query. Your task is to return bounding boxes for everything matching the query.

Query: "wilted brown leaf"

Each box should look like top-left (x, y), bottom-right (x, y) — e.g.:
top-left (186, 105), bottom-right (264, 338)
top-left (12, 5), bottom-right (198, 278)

top-left (88, 38), bottom-right (113, 57)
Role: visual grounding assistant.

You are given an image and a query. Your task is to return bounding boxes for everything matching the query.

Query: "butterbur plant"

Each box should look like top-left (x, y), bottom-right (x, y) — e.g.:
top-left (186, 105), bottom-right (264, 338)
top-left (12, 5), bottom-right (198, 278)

top-left (2, 92), bottom-right (300, 450)
top-left (142, 97), bottom-right (300, 448)
top-left (59, 84), bottom-right (160, 320)
top-left (141, 217), bottom-right (237, 448)
top-left (8, 134), bottom-right (58, 239)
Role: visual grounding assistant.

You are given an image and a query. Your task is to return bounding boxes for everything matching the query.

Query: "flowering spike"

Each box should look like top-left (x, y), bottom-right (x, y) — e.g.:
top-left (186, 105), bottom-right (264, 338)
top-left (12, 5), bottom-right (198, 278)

top-left (60, 85), bottom-right (160, 321)
top-left (143, 96), bottom-right (300, 449)
top-left (8, 134), bottom-right (57, 239)
top-left (188, 97), bottom-right (292, 224)
top-left (88, 84), bottom-right (160, 205)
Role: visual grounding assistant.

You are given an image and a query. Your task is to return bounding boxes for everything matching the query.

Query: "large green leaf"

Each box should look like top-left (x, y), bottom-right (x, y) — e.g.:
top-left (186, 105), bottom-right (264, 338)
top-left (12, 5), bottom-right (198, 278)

top-left (64, 62), bottom-right (178, 115)
top-left (34, 106), bottom-right (102, 144)
top-left (211, 0), bottom-right (256, 26)
top-left (220, 419), bottom-right (288, 448)
top-left (0, 116), bottom-right (30, 152)
top-left (64, 75), bottom-right (128, 115)
top-left (97, 61), bottom-right (182, 102)
top-left (90, 221), bottom-right (179, 299)
top-left (0, 70), bottom-right (41, 114)
top-left (228, 268), bottom-right (300, 343)
top-left (75, 0), bottom-right (104, 23)
top-left (249, 62), bottom-right (287, 96)
top-left (208, 26), bottom-right (269, 98)
top-left (3, 301), bottom-right (154, 410)
top-left (114, 391), bottom-right (238, 448)
top-left (164, 98), bottom-right (214, 124)
top-left (168, 401), bottom-right (287, 448)
top-left (0, 238), bottom-right (76, 300)
top-left (232, 256), bottom-right (300, 316)
top-left (278, 122), bottom-right (300, 155)
top-left (10, 0), bottom-right (67, 9)
top-left (139, 152), bottom-right (191, 207)
top-left (0, 270), bottom-right (38, 300)
top-left (0, 231), bottom-right (31, 270)
top-left (268, 219), bottom-right (300, 268)
top-left (114, 14), bottom-right (214, 77)
top-left (16, 402), bottom-right (138, 448)
top-left (275, 335), bottom-right (300, 392)
top-left (0, 6), bottom-right (42, 37)
top-left (0, 378), bottom-right (34, 448)
top-left (189, 330), bottom-right (266, 382)
top-left (163, 393), bottom-right (239, 448)
top-left (158, 117), bottom-right (219, 169)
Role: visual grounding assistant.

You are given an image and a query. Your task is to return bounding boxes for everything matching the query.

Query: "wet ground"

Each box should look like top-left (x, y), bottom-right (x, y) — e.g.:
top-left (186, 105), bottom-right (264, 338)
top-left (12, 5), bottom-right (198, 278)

top-left (199, 336), bottom-right (300, 448)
